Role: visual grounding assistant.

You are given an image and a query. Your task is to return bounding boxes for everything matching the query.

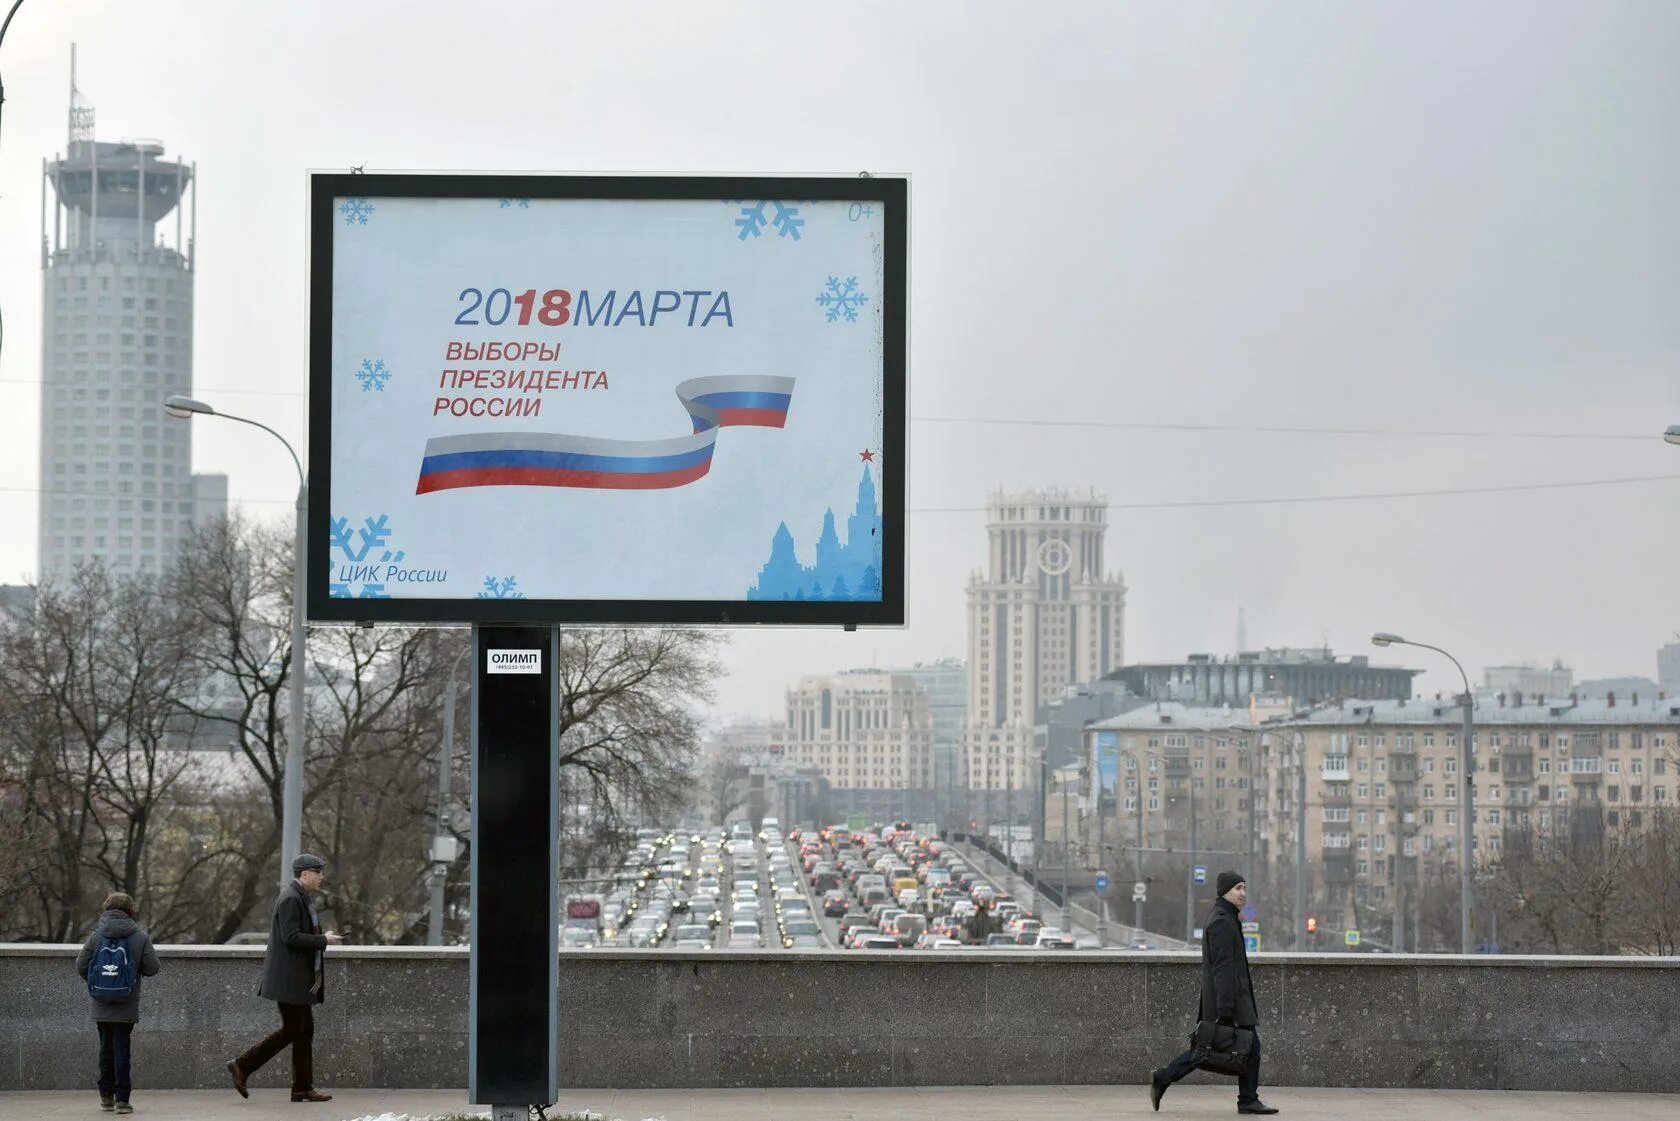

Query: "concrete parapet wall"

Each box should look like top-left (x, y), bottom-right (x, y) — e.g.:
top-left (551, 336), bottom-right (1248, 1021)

top-left (3, 946), bottom-right (1675, 1092)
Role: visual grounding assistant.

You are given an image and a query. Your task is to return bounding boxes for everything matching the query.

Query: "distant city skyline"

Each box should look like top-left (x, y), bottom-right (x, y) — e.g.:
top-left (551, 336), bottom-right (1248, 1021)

top-left (0, 6), bottom-right (1673, 720)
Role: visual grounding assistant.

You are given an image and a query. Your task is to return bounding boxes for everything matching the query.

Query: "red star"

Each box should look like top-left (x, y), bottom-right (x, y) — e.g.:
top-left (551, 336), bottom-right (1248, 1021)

top-left (859, 449), bottom-right (876, 462)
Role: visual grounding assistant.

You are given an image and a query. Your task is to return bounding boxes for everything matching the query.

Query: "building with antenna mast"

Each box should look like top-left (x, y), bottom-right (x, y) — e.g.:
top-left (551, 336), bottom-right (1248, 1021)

top-left (38, 46), bottom-right (224, 581)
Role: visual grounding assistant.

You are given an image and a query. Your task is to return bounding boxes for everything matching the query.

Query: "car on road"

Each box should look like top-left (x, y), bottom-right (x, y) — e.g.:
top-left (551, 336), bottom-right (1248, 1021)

top-left (984, 933), bottom-right (1019, 947)
top-left (890, 914), bottom-right (927, 946)
top-left (839, 914), bottom-right (873, 937)
top-left (782, 918), bottom-right (820, 940)
top-left (858, 935), bottom-right (900, 950)
top-left (690, 894), bottom-right (722, 926)
top-left (822, 891), bottom-right (848, 916)
top-left (674, 923), bottom-right (711, 944)
top-left (1129, 937), bottom-right (1156, 950)
top-left (1035, 929), bottom-right (1075, 949)
top-left (844, 926), bottom-right (882, 949)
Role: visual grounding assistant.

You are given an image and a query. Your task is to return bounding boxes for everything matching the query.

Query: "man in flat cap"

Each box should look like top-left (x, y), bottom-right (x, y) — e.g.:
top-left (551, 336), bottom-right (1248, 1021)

top-left (227, 854), bottom-right (343, 1103)
top-left (1148, 871), bottom-right (1278, 1115)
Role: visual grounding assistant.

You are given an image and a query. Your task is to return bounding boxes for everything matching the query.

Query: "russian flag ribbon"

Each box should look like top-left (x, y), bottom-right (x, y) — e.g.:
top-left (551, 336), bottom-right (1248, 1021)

top-left (415, 375), bottom-right (795, 494)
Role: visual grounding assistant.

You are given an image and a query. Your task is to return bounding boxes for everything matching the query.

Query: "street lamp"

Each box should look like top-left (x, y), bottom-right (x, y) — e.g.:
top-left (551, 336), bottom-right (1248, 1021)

top-left (1373, 630), bottom-right (1474, 953)
top-left (165, 394), bottom-right (308, 888)
top-left (429, 645), bottom-right (471, 945)
top-left (1665, 425), bottom-right (1680, 446)
top-left (1114, 746), bottom-right (1151, 945)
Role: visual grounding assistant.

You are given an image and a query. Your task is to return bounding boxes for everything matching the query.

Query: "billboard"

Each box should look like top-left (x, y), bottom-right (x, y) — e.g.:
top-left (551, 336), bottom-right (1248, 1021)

top-left (1095, 730), bottom-right (1120, 802)
top-left (307, 174), bottom-right (907, 625)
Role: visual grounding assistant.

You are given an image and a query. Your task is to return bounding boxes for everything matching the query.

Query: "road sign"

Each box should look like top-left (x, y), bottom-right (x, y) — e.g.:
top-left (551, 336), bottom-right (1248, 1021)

top-left (1192, 927), bottom-right (1204, 940)
top-left (1241, 921), bottom-right (1259, 935)
top-left (1193, 865), bottom-right (1206, 885)
top-left (1345, 929), bottom-right (1361, 946)
top-left (1239, 903), bottom-right (1257, 922)
top-left (1094, 871), bottom-right (1110, 892)
top-left (1244, 934), bottom-right (1260, 953)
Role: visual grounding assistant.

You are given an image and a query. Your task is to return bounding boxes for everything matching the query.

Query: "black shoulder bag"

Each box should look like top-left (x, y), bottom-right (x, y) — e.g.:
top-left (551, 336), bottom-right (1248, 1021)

top-left (1189, 1020), bottom-right (1256, 1077)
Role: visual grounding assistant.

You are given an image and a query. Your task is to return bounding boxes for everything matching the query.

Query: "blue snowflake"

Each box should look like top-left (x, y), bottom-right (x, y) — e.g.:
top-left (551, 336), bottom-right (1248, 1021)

top-left (355, 358), bottom-right (391, 392)
top-left (330, 515), bottom-right (391, 562)
top-left (327, 514), bottom-right (405, 598)
top-left (339, 198), bottom-right (375, 226)
top-left (734, 200), bottom-right (805, 241)
top-left (816, 275), bottom-right (869, 322)
top-left (476, 576), bottom-right (526, 600)
top-left (499, 198), bottom-right (531, 208)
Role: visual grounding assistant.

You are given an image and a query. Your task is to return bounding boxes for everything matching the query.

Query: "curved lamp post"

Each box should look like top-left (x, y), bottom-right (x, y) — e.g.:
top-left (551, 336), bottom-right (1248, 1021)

top-left (1665, 425), bottom-right (1680, 446)
top-left (1373, 631), bottom-right (1473, 953)
top-left (165, 395), bottom-right (307, 888)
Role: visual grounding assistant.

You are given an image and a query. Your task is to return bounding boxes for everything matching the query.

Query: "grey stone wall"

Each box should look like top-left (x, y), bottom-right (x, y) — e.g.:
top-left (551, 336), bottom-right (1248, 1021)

top-left (4, 945), bottom-right (1676, 1092)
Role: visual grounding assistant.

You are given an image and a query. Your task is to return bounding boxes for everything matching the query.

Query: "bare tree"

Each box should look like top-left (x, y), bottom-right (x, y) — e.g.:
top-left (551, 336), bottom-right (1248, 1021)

top-left (0, 564), bottom-right (209, 939)
top-left (1613, 808), bottom-right (1680, 955)
top-left (555, 627), bottom-right (724, 836)
top-left (168, 515), bottom-right (296, 940)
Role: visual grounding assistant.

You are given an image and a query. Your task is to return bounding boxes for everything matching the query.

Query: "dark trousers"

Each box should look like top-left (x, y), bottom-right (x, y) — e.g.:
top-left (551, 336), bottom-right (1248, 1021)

top-left (236, 1002), bottom-right (314, 1092)
top-left (96, 1022), bottom-right (134, 1102)
top-left (1158, 1027), bottom-right (1263, 1105)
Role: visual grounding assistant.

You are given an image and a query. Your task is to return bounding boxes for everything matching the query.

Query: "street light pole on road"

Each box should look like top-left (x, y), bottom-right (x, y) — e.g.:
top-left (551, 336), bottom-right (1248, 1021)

top-left (1665, 425), bottom-right (1680, 445)
top-left (1374, 630), bottom-right (1474, 953)
top-left (165, 394), bottom-right (308, 888)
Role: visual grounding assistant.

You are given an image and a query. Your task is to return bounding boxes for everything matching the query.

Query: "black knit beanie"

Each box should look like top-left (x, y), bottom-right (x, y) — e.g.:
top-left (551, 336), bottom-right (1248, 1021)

top-left (1216, 870), bottom-right (1245, 898)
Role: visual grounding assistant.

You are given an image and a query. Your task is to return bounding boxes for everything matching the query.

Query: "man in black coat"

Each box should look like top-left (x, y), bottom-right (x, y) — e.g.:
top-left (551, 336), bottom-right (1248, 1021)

top-left (226, 853), bottom-right (343, 1103)
top-left (1148, 871), bottom-right (1278, 1115)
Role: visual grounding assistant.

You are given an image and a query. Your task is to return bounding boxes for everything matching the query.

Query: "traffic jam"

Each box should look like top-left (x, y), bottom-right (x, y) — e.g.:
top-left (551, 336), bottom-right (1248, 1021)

top-left (799, 823), bottom-right (1078, 950)
top-left (562, 820), bottom-right (1083, 951)
top-left (562, 818), bottom-right (829, 950)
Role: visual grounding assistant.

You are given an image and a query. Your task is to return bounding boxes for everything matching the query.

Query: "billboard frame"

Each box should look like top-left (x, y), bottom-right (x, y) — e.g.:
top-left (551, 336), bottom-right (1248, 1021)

top-left (306, 172), bottom-right (907, 627)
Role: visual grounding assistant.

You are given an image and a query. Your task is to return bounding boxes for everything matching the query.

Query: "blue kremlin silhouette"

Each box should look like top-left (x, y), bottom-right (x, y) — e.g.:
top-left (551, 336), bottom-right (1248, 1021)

top-left (748, 464), bottom-right (883, 601)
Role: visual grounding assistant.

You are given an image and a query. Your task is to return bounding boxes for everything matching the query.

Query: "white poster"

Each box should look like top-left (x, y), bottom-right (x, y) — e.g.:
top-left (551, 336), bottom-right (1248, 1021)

top-left (325, 192), bottom-right (890, 608)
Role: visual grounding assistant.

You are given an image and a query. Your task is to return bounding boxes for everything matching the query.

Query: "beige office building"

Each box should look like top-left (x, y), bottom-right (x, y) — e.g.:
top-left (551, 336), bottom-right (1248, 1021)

top-left (783, 671), bottom-right (935, 817)
top-left (964, 489), bottom-right (1127, 795)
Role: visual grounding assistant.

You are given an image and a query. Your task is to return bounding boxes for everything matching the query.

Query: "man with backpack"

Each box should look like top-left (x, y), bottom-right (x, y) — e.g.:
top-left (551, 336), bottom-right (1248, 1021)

top-left (227, 853), bottom-right (344, 1103)
top-left (73, 892), bottom-right (161, 1114)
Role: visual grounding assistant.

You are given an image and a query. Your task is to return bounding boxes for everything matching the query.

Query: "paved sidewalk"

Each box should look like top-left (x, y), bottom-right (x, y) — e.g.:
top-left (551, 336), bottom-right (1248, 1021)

top-left (3, 1085), bottom-right (1678, 1120)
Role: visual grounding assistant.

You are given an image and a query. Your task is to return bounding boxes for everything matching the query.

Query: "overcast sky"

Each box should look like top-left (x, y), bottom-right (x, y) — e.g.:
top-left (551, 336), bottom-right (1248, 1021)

top-left (1, 2), bottom-right (1676, 721)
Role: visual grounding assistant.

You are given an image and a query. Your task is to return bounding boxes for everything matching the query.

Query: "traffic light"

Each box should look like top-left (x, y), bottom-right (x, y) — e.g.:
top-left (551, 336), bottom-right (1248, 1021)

top-left (1305, 916), bottom-right (1318, 935)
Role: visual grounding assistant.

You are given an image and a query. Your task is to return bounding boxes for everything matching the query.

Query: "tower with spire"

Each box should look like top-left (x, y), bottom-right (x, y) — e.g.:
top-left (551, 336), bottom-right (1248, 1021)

top-left (38, 46), bottom-right (224, 580)
top-left (748, 464), bottom-right (883, 600)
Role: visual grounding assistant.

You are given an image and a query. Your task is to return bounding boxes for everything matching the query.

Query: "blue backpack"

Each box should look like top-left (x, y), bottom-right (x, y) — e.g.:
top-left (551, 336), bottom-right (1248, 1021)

top-left (87, 934), bottom-right (138, 1002)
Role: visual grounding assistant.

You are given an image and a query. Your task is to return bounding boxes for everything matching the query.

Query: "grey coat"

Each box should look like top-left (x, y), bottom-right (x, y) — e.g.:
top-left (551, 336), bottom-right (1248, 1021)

top-left (1197, 898), bottom-right (1258, 1028)
top-left (258, 880), bottom-right (328, 1005)
top-left (72, 911), bottom-right (161, 1024)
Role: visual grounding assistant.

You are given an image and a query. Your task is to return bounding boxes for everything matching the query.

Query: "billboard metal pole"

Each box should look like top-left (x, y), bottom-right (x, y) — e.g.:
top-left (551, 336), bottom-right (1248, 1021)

top-left (470, 625), bottom-right (559, 1115)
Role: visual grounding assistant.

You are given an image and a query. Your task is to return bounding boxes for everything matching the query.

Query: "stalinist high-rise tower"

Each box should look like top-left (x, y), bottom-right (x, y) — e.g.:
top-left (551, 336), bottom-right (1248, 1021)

top-left (963, 489), bottom-right (1127, 794)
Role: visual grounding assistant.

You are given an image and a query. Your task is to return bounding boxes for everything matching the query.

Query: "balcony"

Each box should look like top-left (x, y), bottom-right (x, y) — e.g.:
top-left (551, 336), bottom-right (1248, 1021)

top-left (1322, 761), bottom-right (1351, 782)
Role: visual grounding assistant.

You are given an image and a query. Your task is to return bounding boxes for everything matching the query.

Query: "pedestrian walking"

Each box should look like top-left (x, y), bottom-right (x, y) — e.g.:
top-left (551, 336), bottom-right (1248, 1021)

top-left (73, 892), bottom-right (162, 1114)
top-left (226, 853), bottom-right (344, 1103)
top-left (1148, 871), bottom-right (1278, 1115)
